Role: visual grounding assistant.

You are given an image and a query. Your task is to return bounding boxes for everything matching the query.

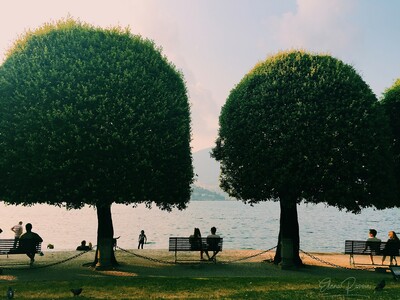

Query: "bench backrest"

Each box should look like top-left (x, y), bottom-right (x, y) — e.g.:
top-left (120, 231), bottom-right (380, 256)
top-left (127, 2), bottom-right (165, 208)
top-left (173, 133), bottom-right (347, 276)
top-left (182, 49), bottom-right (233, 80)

top-left (0, 239), bottom-right (16, 253)
top-left (169, 237), bottom-right (223, 251)
top-left (344, 240), bottom-right (386, 254)
top-left (0, 239), bottom-right (42, 254)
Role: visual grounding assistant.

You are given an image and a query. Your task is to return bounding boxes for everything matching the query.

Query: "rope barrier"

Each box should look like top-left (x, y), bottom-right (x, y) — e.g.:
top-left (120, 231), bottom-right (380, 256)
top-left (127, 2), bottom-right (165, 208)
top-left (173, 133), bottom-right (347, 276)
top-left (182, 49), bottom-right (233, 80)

top-left (115, 246), bottom-right (381, 271)
top-left (117, 246), bottom-right (176, 264)
top-left (0, 247), bottom-right (94, 271)
top-left (221, 246), bottom-right (277, 264)
top-left (116, 245), bottom-right (277, 265)
top-left (0, 245), bottom-right (377, 272)
top-left (299, 249), bottom-right (376, 271)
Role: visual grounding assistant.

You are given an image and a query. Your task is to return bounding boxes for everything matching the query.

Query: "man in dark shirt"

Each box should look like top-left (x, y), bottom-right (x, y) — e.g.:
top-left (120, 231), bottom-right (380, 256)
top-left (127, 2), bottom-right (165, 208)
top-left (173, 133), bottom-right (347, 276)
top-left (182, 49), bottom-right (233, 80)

top-left (205, 226), bottom-right (221, 261)
top-left (19, 223), bottom-right (43, 265)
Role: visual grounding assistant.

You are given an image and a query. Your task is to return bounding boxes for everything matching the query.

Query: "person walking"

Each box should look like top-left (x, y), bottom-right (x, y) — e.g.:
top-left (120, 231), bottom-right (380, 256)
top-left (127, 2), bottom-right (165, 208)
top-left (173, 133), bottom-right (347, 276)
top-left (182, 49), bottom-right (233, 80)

top-left (11, 221), bottom-right (23, 248)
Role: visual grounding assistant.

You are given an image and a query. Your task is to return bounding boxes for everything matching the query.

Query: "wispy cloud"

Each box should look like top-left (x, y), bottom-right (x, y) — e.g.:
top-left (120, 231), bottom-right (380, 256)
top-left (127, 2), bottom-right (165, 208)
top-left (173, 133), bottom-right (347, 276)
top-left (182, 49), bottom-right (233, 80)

top-left (189, 81), bottom-right (220, 151)
top-left (267, 0), bottom-right (360, 56)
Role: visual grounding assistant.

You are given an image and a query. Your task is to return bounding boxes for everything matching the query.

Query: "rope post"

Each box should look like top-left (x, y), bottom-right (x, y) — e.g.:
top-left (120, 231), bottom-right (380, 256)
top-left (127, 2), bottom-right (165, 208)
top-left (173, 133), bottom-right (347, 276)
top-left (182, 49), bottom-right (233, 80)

top-left (280, 238), bottom-right (295, 270)
top-left (174, 238), bottom-right (177, 263)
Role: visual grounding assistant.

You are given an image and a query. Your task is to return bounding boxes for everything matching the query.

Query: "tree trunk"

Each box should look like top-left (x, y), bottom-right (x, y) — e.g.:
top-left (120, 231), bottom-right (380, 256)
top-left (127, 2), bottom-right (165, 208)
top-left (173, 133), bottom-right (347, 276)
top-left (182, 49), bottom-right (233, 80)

top-left (93, 203), bottom-right (118, 269)
top-left (274, 199), bottom-right (303, 267)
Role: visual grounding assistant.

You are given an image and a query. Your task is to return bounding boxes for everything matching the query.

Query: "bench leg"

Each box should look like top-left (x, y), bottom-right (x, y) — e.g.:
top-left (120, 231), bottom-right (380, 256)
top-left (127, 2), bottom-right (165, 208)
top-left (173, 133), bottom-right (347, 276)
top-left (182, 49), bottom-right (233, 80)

top-left (349, 254), bottom-right (354, 265)
top-left (175, 250), bottom-right (177, 264)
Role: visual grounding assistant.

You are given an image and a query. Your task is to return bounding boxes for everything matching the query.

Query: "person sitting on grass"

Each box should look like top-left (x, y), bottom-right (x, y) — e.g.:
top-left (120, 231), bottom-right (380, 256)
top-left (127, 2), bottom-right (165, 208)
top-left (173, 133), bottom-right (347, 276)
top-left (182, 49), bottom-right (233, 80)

top-left (76, 240), bottom-right (92, 251)
top-left (205, 226), bottom-right (221, 261)
top-left (19, 223), bottom-right (43, 265)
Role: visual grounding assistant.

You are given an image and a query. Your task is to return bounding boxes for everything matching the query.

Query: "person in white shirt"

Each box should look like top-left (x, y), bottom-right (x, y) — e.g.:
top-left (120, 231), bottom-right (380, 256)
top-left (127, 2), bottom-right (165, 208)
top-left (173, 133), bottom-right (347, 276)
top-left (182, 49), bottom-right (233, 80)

top-left (11, 221), bottom-right (23, 248)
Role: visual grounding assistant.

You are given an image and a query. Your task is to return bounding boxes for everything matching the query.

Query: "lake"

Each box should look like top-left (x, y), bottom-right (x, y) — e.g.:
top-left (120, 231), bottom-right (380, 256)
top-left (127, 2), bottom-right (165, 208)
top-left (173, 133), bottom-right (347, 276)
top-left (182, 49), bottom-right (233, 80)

top-left (0, 201), bottom-right (398, 253)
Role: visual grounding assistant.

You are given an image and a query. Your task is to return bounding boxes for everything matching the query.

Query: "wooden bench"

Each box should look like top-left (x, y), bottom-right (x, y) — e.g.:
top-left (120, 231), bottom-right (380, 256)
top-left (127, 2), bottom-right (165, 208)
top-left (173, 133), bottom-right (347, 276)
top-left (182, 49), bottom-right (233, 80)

top-left (0, 239), bottom-right (42, 258)
top-left (345, 240), bottom-right (388, 265)
top-left (169, 237), bottom-right (223, 263)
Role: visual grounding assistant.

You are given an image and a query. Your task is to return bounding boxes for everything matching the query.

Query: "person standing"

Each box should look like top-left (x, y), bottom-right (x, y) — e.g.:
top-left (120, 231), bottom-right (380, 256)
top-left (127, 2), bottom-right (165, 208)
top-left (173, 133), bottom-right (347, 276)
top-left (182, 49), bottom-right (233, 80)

top-left (138, 230), bottom-right (147, 249)
top-left (19, 223), bottom-right (43, 265)
top-left (11, 221), bottom-right (23, 248)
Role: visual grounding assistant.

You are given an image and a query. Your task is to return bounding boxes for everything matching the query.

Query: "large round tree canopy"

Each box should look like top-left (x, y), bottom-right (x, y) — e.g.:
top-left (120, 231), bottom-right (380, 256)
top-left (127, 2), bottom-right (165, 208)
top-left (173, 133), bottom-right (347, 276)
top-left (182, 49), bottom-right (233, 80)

top-left (382, 78), bottom-right (400, 192)
top-left (213, 50), bottom-right (396, 212)
top-left (0, 19), bottom-right (193, 209)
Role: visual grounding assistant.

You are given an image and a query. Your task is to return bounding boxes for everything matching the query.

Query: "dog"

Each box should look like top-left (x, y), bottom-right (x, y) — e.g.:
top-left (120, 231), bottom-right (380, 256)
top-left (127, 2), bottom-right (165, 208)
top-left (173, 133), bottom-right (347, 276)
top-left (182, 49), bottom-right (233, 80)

top-left (113, 236), bottom-right (120, 250)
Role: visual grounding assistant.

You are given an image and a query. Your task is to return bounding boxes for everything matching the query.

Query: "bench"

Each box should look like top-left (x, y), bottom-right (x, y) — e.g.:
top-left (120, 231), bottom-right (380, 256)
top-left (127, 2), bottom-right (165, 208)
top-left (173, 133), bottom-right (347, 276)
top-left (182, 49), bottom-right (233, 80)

top-left (169, 237), bottom-right (223, 263)
top-left (344, 240), bottom-right (389, 265)
top-left (0, 239), bottom-right (42, 258)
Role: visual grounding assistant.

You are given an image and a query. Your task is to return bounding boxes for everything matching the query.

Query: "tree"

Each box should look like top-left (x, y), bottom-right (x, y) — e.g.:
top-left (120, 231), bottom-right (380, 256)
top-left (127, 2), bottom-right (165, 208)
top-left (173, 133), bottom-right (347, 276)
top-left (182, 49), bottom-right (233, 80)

top-left (0, 19), bottom-right (193, 268)
top-left (381, 79), bottom-right (400, 194)
top-left (212, 50), bottom-right (396, 266)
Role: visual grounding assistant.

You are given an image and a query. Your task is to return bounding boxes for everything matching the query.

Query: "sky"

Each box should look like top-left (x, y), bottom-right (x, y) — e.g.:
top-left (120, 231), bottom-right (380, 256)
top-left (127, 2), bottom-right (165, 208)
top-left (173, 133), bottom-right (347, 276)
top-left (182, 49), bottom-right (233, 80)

top-left (1, 0), bottom-right (399, 152)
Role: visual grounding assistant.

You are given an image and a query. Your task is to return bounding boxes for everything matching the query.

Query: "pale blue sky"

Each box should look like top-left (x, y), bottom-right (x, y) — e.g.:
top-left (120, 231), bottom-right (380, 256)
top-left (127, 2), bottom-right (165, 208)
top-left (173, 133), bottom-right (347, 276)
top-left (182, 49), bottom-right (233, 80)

top-left (1, 0), bottom-right (399, 151)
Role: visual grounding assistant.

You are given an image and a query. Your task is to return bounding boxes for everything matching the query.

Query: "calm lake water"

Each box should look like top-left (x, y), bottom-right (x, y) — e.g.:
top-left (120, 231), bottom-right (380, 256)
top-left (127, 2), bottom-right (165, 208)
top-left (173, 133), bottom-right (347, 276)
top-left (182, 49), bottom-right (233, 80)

top-left (0, 201), bottom-right (398, 253)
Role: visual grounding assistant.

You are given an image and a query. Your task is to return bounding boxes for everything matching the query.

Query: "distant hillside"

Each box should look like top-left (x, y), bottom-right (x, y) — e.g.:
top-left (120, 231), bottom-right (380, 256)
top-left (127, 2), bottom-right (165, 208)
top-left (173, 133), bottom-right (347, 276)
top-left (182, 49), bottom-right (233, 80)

top-left (191, 185), bottom-right (225, 201)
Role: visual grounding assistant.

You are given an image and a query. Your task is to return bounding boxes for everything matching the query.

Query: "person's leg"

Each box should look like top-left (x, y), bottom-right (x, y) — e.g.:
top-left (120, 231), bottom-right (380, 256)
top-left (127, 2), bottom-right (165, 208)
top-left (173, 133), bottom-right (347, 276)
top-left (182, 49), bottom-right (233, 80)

top-left (370, 254), bottom-right (374, 264)
top-left (382, 255), bottom-right (386, 265)
top-left (210, 250), bottom-right (220, 259)
top-left (27, 253), bottom-right (35, 264)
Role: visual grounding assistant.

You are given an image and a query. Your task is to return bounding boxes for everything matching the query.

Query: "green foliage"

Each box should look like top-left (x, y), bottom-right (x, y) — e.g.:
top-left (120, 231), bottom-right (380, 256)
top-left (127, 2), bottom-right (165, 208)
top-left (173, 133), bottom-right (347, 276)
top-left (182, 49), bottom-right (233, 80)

top-left (213, 50), bottom-right (396, 212)
top-left (381, 78), bottom-right (400, 195)
top-left (0, 19), bottom-right (193, 210)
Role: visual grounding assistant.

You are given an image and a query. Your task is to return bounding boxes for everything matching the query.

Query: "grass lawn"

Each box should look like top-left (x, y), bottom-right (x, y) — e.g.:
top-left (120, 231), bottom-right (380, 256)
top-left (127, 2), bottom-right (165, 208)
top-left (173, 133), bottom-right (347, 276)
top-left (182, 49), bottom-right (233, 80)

top-left (0, 249), bottom-right (399, 299)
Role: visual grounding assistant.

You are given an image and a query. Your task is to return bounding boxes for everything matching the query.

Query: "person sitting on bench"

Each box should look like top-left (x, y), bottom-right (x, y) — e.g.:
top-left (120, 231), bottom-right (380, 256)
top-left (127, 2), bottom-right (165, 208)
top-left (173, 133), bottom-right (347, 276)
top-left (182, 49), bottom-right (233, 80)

top-left (382, 231), bottom-right (400, 266)
top-left (189, 227), bottom-right (204, 260)
top-left (205, 226), bottom-right (220, 261)
top-left (363, 229), bottom-right (381, 264)
top-left (19, 223), bottom-right (43, 265)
